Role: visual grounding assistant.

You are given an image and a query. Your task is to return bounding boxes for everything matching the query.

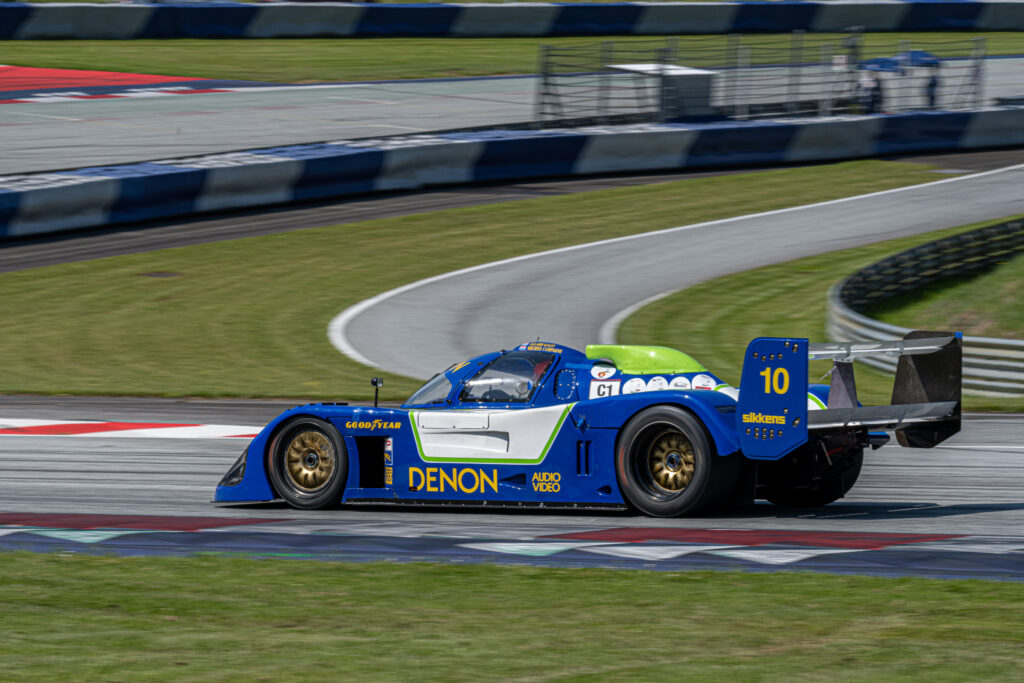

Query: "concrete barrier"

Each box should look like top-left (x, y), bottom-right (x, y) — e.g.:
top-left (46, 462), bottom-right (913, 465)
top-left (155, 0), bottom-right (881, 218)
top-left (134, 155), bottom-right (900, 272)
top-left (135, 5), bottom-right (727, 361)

top-left (2, 2), bottom-right (1023, 39)
top-left (3, 107), bottom-right (1023, 239)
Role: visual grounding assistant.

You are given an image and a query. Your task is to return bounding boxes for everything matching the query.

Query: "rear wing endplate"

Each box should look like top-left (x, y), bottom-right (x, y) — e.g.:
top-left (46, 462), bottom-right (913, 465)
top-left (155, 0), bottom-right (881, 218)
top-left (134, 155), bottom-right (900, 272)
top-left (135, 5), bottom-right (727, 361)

top-left (736, 331), bottom-right (961, 460)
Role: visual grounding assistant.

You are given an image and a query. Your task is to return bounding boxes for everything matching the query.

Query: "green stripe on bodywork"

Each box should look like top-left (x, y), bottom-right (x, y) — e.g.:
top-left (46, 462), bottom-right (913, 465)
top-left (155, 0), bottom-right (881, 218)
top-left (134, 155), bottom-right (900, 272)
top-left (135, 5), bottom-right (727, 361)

top-left (538, 405), bottom-right (573, 461)
top-left (409, 404), bottom-right (574, 465)
top-left (807, 392), bottom-right (827, 410)
top-left (409, 412), bottom-right (424, 453)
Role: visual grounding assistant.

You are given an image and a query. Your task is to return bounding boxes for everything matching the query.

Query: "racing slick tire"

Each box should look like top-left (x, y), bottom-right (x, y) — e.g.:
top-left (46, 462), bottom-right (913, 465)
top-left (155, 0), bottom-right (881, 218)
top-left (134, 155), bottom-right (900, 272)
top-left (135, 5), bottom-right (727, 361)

top-left (616, 406), bottom-right (738, 517)
top-left (762, 449), bottom-right (863, 508)
top-left (268, 417), bottom-right (348, 510)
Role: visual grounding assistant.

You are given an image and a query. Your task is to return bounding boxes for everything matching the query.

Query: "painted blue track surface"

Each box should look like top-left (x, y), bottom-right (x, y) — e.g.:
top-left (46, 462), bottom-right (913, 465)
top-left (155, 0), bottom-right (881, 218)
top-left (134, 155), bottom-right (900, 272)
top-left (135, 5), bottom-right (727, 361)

top-left (1, 512), bottom-right (1022, 580)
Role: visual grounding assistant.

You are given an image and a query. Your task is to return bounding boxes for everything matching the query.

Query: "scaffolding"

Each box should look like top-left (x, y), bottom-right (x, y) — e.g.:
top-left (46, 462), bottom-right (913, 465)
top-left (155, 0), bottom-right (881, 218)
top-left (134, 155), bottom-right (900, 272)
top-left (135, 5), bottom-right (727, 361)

top-left (535, 33), bottom-right (988, 125)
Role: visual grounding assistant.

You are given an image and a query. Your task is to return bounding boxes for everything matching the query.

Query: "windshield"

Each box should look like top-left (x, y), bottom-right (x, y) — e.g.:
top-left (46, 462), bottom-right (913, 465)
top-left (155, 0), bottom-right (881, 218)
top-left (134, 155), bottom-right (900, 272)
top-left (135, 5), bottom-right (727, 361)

top-left (405, 373), bottom-right (452, 406)
top-left (459, 351), bottom-right (556, 403)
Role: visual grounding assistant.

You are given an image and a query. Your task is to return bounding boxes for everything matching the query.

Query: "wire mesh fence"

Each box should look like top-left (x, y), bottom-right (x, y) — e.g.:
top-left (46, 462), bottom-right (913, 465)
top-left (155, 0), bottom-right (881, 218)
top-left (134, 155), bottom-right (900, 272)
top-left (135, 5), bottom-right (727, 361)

top-left (535, 32), bottom-right (987, 125)
top-left (535, 39), bottom-right (681, 124)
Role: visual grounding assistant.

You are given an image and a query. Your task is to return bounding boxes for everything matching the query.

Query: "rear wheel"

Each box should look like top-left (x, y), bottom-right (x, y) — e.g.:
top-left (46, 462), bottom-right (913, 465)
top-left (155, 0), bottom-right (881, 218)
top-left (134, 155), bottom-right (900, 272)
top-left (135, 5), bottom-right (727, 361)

top-left (268, 417), bottom-right (348, 510)
top-left (762, 448), bottom-right (863, 508)
top-left (616, 406), bottom-right (738, 517)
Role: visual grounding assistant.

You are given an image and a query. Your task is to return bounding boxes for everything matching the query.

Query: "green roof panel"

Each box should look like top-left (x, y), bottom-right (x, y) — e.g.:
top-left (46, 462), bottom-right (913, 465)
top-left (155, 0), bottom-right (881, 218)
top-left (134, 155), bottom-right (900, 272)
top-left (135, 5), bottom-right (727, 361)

top-left (585, 345), bottom-right (706, 375)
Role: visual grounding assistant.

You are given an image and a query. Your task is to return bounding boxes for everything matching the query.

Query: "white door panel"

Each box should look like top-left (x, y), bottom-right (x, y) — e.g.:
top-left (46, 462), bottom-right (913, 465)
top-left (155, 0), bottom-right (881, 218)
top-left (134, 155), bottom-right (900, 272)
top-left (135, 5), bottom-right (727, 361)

top-left (411, 404), bottom-right (573, 464)
top-left (417, 412), bottom-right (490, 429)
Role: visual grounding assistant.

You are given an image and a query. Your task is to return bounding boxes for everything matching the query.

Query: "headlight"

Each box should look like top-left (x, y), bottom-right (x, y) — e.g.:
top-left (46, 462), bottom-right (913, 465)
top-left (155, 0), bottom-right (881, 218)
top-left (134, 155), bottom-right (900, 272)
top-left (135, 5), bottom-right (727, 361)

top-left (218, 446), bottom-right (248, 487)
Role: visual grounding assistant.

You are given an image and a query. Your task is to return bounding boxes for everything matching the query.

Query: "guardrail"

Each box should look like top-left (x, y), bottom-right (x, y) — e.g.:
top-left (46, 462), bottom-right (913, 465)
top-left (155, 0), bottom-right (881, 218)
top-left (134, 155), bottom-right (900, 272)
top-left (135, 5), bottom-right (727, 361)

top-left (827, 218), bottom-right (1024, 396)
top-left (2, 2), bottom-right (1024, 40)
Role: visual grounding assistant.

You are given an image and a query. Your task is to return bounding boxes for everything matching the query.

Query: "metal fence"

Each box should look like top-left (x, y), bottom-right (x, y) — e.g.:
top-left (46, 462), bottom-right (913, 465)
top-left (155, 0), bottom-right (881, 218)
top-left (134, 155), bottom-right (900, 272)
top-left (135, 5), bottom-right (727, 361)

top-left (535, 38), bottom-right (682, 125)
top-left (827, 219), bottom-right (1024, 397)
top-left (536, 33), bottom-right (987, 124)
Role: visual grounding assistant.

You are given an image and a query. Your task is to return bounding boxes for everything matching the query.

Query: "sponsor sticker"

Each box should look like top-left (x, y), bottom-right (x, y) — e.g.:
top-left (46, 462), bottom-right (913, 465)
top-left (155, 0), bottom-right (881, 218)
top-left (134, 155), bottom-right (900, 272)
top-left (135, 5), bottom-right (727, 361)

top-left (591, 364), bottom-right (617, 380)
top-left (691, 374), bottom-right (717, 390)
top-left (646, 376), bottom-right (669, 392)
top-left (554, 369), bottom-right (578, 400)
top-left (384, 437), bottom-right (394, 466)
top-left (589, 379), bottom-right (621, 399)
top-left (408, 467), bottom-right (498, 494)
top-left (524, 342), bottom-right (563, 354)
top-left (345, 419), bottom-right (402, 430)
top-left (623, 378), bottom-right (647, 394)
top-left (669, 376), bottom-right (692, 390)
top-left (742, 412), bottom-right (785, 425)
top-left (532, 472), bottom-right (561, 493)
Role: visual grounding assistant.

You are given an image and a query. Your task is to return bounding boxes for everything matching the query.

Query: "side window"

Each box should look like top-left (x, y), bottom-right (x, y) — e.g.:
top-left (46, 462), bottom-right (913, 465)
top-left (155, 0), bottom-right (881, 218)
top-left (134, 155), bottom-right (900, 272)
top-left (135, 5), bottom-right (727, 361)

top-left (460, 351), bottom-right (556, 403)
top-left (404, 373), bottom-right (452, 406)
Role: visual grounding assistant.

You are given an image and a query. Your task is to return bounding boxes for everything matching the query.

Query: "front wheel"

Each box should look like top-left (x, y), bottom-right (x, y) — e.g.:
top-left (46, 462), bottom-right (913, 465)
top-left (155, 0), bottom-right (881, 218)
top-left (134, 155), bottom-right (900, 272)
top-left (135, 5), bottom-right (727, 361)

top-left (268, 417), bottom-right (348, 510)
top-left (616, 406), bottom-right (737, 517)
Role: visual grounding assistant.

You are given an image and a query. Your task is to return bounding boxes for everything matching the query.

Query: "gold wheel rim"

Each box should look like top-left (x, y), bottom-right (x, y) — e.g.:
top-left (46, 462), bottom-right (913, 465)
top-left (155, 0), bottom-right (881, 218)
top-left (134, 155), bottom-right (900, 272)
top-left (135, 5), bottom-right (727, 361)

top-left (647, 430), bottom-right (695, 492)
top-left (284, 429), bottom-right (335, 492)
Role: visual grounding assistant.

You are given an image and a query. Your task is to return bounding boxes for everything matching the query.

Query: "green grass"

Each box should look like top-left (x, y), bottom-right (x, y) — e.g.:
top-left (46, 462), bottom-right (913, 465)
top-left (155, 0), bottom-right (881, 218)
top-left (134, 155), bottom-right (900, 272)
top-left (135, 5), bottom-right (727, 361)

top-left (0, 160), bottom-right (942, 402)
top-left (0, 33), bottom-right (1013, 83)
top-left (869, 249), bottom-right (1024, 340)
top-left (0, 552), bottom-right (1022, 681)
top-left (618, 218), bottom-right (1024, 412)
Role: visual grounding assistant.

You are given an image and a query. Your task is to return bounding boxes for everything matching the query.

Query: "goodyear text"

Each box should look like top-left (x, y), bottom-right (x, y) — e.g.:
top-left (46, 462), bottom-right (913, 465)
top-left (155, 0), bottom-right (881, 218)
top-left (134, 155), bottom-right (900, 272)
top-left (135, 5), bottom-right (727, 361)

top-left (345, 419), bottom-right (402, 430)
top-left (408, 467), bottom-right (498, 494)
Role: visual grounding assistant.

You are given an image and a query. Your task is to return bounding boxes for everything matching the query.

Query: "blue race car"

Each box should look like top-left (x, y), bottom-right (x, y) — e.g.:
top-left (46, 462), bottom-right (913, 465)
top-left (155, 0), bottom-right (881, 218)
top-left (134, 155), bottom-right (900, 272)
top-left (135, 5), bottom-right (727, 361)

top-left (216, 334), bottom-right (961, 517)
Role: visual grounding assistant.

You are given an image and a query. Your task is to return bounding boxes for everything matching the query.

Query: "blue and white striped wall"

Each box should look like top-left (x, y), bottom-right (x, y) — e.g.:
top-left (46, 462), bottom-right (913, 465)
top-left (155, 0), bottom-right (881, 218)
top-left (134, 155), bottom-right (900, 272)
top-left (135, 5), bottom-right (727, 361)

top-left (2, 2), bottom-right (1023, 40)
top-left (3, 108), bottom-right (1023, 239)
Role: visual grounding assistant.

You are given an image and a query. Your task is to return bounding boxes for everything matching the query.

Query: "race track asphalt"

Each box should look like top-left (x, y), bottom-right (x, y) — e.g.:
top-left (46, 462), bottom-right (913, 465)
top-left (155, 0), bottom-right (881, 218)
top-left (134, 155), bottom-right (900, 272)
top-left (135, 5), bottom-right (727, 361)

top-left (1, 151), bottom-right (1022, 577)
top-left (339, 161), bottom-right (1024, 378)
top-left (4, 56), bottom-right (1024, 175)
top-left (2, 65), bottom-right (1023, 576)
top-left (0, 77), bottom-right (536, 174)
top-left (0, 405), bottom-right (1021, 578)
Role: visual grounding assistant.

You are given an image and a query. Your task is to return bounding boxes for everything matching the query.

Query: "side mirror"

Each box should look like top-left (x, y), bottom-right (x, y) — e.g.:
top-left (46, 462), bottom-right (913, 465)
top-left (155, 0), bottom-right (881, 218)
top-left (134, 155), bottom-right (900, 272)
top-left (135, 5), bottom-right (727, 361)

top-left (371, 377), bottom-right (383, 407)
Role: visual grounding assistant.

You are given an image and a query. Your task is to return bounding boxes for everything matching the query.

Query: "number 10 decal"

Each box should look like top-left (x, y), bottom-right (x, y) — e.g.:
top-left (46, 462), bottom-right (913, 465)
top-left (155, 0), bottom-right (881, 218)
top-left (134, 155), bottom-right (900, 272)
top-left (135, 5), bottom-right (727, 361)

top-left (759, 367), bottom-right (790, 394)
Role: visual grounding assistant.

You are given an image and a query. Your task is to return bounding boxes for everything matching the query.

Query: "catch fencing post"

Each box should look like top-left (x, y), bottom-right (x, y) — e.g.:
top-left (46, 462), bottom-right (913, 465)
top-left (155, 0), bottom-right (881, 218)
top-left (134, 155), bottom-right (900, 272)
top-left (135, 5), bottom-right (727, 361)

top-left (727, 33), bottom-right (740, 118)
top-left (535, 45), bottom-right (551, 122)
top-left (738, 45), bottom-right (750, 119)
top-left (599, 41), bottom-right (613, 124)
top-left (897, 39), bottom-right (911, 112)
top-left (820, 43), bottom-right (833, 116)
top-left (788, 30), bottom-right (804, 114)
top-left (972, 37), bottom-right (987, 109)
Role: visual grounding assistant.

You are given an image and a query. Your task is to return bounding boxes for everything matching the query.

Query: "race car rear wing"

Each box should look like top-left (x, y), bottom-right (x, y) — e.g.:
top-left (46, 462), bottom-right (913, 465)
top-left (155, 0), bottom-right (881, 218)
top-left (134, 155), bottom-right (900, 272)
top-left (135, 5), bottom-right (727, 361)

top-left (736, 331), bottom-right (962, 460)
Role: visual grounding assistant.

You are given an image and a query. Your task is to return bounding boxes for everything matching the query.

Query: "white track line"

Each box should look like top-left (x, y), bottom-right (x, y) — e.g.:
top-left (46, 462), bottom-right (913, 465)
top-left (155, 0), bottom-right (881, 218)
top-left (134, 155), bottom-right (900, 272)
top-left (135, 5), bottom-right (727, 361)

top-left (329, 162), bottom-right (1024, 370)
top-left (0, 418), bottom-right (259, 439)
